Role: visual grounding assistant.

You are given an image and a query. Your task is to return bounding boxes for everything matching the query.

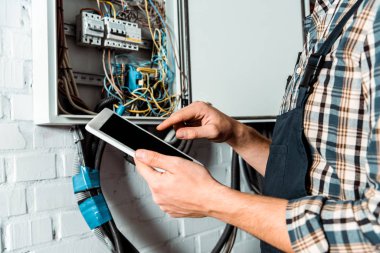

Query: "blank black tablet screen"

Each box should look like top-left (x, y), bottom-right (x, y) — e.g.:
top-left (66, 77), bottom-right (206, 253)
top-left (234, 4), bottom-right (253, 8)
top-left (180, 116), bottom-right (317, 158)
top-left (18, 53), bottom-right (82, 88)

top-left (99, 114), bottom-right (190, 161)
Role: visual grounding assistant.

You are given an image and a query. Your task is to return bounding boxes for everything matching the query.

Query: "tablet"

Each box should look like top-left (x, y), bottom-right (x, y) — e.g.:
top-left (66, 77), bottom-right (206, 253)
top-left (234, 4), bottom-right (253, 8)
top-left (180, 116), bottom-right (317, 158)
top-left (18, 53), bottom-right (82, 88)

top-left (85, 108), bottom-right (200, 165)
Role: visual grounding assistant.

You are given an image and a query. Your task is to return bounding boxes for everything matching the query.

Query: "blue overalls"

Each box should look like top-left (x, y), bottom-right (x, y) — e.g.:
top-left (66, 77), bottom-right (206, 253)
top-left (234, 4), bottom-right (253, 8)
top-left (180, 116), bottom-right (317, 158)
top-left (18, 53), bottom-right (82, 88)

top-left (260, 1), bottom-right (364, 252)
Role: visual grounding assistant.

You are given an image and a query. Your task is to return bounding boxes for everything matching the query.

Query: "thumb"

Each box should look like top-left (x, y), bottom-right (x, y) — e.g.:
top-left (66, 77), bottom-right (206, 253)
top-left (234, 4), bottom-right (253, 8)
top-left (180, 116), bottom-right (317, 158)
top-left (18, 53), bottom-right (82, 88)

top-left (134, 157), bottom-right (161, 183)
top-left (135, 149), bottom-right (178, 173)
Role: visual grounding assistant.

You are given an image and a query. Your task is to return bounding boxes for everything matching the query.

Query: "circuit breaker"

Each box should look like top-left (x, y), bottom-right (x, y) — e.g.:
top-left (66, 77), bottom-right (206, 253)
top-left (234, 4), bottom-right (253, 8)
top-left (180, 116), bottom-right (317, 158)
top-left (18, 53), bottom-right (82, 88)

top-left (32, 0), bottom-right (304, 125)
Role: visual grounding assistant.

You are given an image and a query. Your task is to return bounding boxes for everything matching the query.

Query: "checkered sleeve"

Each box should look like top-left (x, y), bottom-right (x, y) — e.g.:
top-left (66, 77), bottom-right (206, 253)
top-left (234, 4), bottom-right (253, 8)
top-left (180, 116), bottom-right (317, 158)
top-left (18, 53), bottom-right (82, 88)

top-left (286, 194), bottom-right (380, 252)
top-left (285, 3), bottom-right (380, 252)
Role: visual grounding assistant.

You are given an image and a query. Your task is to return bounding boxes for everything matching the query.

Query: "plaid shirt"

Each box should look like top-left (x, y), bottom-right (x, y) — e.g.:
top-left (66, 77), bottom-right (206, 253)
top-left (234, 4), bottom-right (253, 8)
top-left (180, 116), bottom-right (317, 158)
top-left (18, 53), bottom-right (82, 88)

top-left (280, 0), bottom-right (380, 252)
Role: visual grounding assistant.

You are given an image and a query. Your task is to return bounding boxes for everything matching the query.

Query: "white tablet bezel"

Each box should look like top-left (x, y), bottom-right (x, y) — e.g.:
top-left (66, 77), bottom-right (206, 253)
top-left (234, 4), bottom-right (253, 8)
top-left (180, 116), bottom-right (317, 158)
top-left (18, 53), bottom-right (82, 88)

top-left (85, 108), bottom-right (200, 164)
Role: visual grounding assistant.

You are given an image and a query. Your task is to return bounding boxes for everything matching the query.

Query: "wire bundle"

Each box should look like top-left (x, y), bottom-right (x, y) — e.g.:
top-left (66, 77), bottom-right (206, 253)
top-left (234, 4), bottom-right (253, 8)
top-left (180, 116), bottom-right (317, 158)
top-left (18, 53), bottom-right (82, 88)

top-left (72, 97), bottom-right (139, 253)
top-left (57, 0), bottom-right (96, 115)
top-left (58, 0), bottom-right (181, 117)
top-left (102, 48), bottom-right (179, 117)
top-left (211, 151), bottom-right (240, 253)
top-left (100, 0), bottom-right (179, 117)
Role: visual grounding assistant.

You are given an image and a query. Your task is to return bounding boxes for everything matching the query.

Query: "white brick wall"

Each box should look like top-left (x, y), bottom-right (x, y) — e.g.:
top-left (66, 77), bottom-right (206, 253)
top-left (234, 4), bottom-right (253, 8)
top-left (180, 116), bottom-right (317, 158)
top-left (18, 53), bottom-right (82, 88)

top-left (5, 219), bottom-right (30, 250)
top-left (0, 124), bottom-right (26, 150)
top-left (0, 187), bottom-right (26, 217)
top-left (0, 0), bottom-right (260, 252)
top-left (58, 211), bottom-right (89, 238)
top-left (10, 153), bottom-right (56, 182)
top-left (31, 182), bottom-right (77, 212)
top-left (4, 217), bottom-right (52, 250)
top-left (0, 158), bottom-right (5, 183)
top-left (11, 94), bottom-right (33, 121)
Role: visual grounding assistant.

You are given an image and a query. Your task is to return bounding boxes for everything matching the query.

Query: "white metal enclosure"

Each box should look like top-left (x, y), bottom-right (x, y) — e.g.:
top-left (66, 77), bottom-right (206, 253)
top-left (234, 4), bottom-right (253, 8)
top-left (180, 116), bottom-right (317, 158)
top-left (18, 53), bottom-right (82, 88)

top-left (187, 0), bottom-right (304, 119)
top-left (32, 0), bottom-right (304, 124)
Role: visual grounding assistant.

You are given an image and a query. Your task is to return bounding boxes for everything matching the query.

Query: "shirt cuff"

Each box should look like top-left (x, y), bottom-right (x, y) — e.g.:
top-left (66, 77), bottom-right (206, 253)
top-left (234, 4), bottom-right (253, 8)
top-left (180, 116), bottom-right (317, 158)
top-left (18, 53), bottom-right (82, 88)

top-left (286, 195), bottom-right (329, 252)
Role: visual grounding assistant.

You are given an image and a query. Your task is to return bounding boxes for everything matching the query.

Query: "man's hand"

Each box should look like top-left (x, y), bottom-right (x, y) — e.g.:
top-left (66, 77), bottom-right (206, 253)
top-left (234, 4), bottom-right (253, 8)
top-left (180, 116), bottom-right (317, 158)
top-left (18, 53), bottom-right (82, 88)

top-left (157, 101), bottom-right (238, 143)
top-left (158, 101), bottom-right (271, 175)
top-left (134, 149), bottom-right (223, 218)
top-left (134, 149), bottom-right (293, 252)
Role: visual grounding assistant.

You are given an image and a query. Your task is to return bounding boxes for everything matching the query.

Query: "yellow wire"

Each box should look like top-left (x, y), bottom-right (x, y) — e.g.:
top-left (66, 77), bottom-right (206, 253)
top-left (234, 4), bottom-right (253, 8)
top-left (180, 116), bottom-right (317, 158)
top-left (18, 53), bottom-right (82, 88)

top-left (144, 0), bottom-right (160, 50)
top-left (99, 0), bottom-right (176, 117)
top-left (123, 88), bottom-right (149, 107)
top-left (100, 1), bottom-right (116, 18)
top-left (125, 88), bottom-right (179, 116)
top-left (142, 0), bottom-right (174, 115)
top-left (127, 86), bottom-right (169, 113)
top-left (102, 50), bottom-right (124, 99)
top-left (128, 108), bottom-right (151, 114)
top-left (125, 37), bottom-right (143, 43)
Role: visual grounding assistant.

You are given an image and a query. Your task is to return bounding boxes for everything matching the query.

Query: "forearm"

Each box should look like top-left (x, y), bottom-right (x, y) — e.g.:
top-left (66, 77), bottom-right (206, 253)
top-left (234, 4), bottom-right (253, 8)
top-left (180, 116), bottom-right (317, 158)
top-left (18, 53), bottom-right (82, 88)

top-left (205, 184), bottom-right (293, 252)
top-left (227, 121), bottom-right (271, 176)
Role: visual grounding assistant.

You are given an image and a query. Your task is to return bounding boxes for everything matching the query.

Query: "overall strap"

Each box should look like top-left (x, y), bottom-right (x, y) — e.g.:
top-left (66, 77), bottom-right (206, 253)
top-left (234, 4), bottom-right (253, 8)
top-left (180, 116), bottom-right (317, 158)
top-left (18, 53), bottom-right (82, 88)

top-left (299, 0), bottom-right (364, 89)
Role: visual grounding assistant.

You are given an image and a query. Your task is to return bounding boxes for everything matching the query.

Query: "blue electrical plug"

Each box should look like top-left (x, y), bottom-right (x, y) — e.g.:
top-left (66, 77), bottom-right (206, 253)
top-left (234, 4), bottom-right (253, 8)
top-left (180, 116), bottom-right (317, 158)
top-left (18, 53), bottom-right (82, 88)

top-left (127, 66), bottom-right (143, 91)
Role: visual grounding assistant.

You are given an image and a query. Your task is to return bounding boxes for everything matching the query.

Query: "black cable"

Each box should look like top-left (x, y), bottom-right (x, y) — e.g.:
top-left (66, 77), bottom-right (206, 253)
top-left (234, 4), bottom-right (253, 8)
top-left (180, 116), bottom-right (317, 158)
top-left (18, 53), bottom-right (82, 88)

top-left (84, 134), bottom-right (102, 167)
top-left (177, 139), bottom-right (187, 151)
top-left (91, 137), bottom-right (123, 252)
top-left (90, 97), bottom-right (119, 169)
top-left (101, 222), bottom-right (116, 246)
top-left (246, 160), bottom-right (264, 194)
top-left (240, 124), bottom-right (272, 195)
top-left (84, 97), bottom-right (140, 253)
top-left (211, 151), bottom-right (240, 253)
top-left (109, 220), bottom-right (124, 253)
top-left (92, 137), bottom-right (139, 253)
top-left (119, 229), bottom-right (139, 253)
top-left (212, 225), bottom-right (234, 253)
top-left (95, 140), bottom-right (106, 170)
top-left (83, 98), bottom-right (118, 167)
top-left (85, 97), bottom-right (119, 168)
top-left (241, 159), bottom-right (257, 193)
top-left (92, 137), bottom-right (140, 253)
top-left (182, 140), bottom-right (193, 154)
top-left (241, 158), bottom-right (262, 195)
top-left (95, 97), bottom-right (119, 113)
top-left (72, 127), bottom-right (117, 251)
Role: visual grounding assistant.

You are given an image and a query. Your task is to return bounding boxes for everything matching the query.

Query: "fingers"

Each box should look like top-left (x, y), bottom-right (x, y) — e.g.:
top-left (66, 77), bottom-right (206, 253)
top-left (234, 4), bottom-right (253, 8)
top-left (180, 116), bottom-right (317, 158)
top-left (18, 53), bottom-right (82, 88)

top-left (157, 109), bottom-right (195, 131)
top-left (135, 149), bottom-right (186, 173)
top-left (134, 158), bottom-right (162, 182)
top-left (157, 102), bottom-right (206, 131)
top-left (176, 124), bottom-right (219, 140)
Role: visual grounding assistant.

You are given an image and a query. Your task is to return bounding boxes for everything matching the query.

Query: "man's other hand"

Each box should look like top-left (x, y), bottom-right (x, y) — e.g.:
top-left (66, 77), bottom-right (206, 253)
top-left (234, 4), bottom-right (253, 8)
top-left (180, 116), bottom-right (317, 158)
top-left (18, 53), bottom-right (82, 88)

top-left (157, 101), bottom-right (237, 143)
top-left (134, 149), bottom-right (223, 218)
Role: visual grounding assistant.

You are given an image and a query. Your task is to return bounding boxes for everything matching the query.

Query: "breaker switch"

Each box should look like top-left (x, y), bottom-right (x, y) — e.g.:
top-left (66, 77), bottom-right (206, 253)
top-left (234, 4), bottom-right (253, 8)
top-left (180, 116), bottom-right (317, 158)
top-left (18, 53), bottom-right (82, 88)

top-left (104, 17), bottom-right (142, 51)
top-left (76, 12), bottom-right (104, 47)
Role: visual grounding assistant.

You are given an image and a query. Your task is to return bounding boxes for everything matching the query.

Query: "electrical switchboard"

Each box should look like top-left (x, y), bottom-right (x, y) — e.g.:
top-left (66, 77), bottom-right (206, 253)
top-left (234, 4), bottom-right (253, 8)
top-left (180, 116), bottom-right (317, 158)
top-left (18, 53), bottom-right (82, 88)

top-left (32, 0), bottom-right (305, 125)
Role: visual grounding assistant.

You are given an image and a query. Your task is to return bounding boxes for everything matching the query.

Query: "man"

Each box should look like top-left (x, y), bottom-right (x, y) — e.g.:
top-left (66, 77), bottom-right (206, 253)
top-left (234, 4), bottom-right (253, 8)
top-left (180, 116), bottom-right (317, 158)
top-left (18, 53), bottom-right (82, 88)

top-left (134, 0), bottom-right (380, 252)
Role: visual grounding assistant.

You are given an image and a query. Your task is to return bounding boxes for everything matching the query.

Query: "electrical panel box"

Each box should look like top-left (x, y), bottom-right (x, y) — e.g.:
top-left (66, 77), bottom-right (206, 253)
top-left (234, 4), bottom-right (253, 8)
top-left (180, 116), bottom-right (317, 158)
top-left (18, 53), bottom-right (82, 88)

top-left (32, 0), bottom-right (304, 125)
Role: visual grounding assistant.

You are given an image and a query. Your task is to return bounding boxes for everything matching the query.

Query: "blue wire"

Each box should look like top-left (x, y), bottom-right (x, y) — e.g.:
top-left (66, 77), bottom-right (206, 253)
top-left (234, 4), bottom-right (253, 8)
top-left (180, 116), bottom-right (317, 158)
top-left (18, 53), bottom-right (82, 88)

top-left (148, 0), bottom-right (166, 29)
top-left (103, 78), bottom-right (123, 102)
top-left (102, 3), bottom-right (111, 17)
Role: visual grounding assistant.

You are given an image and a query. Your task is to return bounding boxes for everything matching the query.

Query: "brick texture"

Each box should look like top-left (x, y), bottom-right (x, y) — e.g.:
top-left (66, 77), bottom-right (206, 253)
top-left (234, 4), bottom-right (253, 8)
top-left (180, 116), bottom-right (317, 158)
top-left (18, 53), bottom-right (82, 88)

top-left (0, 0), bottom-right (260, 252)
top-left (10, 153), bottom-right (56, 182)
top-left (0, 123), bottom-right (26, 150)
top-left (0, 187), bottom-right (26, 217)
top-left (0, 158), bottom-right (5, 183)
top-left (11, 93), bottom-right (33, 120)
top-left (31, 217), bottom-right (53, 245)
top-left (58, 211), bottom-right (90, 238)
top-left (32, 182), bottom-right (76, 211)
top-left (5, 219), bottom-right (31, 250)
